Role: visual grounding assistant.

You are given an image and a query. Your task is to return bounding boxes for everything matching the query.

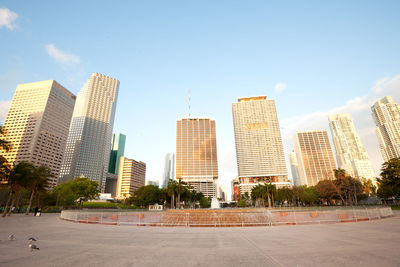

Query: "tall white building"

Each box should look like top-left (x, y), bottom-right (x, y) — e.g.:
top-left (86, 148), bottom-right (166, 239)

top-left (232, 96), bottom-right (289, 196)
top-left (59, 73), bottom-right (119, 191)
top-left (1, 80), bottom-right (75, 188)
top-left (289, 151), bottom-right (301, 186)
top-left (328, 114), bottom-right (375, 181)
top-left (162, 153), bottom-right (175, 188)
top-left (371, 96), bottom-right (400, 162)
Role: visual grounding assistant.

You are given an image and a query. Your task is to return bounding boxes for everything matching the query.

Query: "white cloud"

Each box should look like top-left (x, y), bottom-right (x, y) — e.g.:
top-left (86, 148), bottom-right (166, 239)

top-left (0, 8), bottom-right (18, 30)
top-left (45, 44), bottom-right (80, 65)
top-left (274, 82), bottom-right (287, 93)
top-left (0, 100), bottom-right (11, 122)
top-left (281, 74), bottom-right (400, 178)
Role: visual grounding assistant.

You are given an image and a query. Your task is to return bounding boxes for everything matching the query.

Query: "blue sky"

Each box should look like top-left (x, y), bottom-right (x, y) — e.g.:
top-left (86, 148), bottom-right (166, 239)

top-left (1, 1), bottom-right (400, 199)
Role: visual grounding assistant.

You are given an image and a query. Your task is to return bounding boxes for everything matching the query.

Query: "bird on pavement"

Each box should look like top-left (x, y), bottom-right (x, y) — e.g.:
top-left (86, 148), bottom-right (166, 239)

top-left (28, 243), bottom-right (39, 252)
top-left (8, 234), bottom-right (15, 241)
top-left (28, 237), bottom-right (37, 242)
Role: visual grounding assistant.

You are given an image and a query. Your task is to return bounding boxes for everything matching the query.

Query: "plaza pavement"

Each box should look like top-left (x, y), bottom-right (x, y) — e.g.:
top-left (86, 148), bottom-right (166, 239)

top-left (0, 211), bottom-right (399, 267)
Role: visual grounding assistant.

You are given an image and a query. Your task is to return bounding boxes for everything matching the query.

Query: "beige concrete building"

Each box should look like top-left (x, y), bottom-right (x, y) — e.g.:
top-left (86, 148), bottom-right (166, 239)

top-left (293, 130), bottom-right (337, 186)
top-left (232, 96), bottom-right (289, 196)
top-left (176, 118), bottom-right (218, 198)
top-left (116, 157), bottom-right (146, 198)
top-left (371, 96), bottom-right (400, 162)
top-left (59, 73), bottom-right (119, 191)
top-left (1, 80), bottom-right (75, 188)
top-left (328, 114), bottom-right (376, 181)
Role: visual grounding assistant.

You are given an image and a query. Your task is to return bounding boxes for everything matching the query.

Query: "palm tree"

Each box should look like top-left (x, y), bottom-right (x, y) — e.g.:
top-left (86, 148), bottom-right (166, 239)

top-left (167, 179), bottom-right (177, 209)
top-left (0, 126), bottom-right (11, 152)
top-left (334, 168), bottom-right (346, 179)
top-left (175, 179), bottom-right (186, 209)
top-left (25, 165), bottom-right (52, 215)
top-left (2, 161), bottom-right (35, 217)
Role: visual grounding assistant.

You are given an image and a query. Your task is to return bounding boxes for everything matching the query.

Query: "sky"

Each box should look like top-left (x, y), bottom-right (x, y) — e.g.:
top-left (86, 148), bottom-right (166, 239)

top-left (1, 1), bottom-right (400, 200)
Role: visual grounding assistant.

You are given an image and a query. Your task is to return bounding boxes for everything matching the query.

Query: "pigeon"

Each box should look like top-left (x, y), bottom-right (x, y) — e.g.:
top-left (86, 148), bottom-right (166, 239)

top-left (28, 237), bottom-right (37, 242)
top-left (28, 243), bottom-right (39, 251)
top-left (8, 234), bottom-right (15, 241)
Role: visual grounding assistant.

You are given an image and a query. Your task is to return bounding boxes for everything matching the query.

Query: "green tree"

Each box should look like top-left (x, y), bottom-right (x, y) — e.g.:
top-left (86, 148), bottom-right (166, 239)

top-left (292, 186), bottom-right (305, 207)
top-left (53, 177), bottom-right (99, 208)
top-left (0, 126), bottom-right (11, 152)
top-left (360, 177), bottom-right (376, 196)
top-left (377, 158), bottom-right (400, 199)
top-left (130, 185), bottom-right (163, 207)
top-left (334, 168), bottom-right (346, 179)
top-left (167, 179), bottom-right (177, 209)
top-left (2, 161), bottom-right (35, 217)
top-left (301, 186), bottom-right (319, 205)
top-left (316, 180), bottom-right (338, 205)
top-left (25, 165), bottom-right (52, 215)
top-left (175, 179), bottom-right (186, 209)
top-left (275, 187), bottom-right (293, 205)
top-left (199, 197), bottom-right (211, 208)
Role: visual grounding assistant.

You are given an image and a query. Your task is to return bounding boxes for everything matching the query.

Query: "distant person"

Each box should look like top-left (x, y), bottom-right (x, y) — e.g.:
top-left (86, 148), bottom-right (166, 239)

top-left (34, 207), bottom-right (38, 216)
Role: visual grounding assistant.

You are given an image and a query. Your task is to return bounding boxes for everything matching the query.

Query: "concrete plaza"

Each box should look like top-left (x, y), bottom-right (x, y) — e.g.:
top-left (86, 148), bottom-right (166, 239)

top-left (0, 211), bottom-right (399, 267)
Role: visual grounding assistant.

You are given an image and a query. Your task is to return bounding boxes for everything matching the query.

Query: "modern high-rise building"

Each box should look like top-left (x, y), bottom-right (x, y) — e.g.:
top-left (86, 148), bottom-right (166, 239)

top-left (1, 80), bottom-right (75, 188)
top-left (232, 96), bottom-right (289, 196)
top-left (289, 151), bottom-right (301, 186)
top-left (293, 130), bottom-right (337, 186)
top-left (108, 133), bottom-right (126, 174)
top-left (161, 153), bottom-right (175, 188)
top-left (328, 114), bottom-right (375, 181)
top-left (59, 73), bottom-right (119, 191)
top-left (176, 118), bottom-right (218, 198)
top-left (371, 96), bottom-right (400, 162)
top-left (116, 157), bottom-right (146, 198)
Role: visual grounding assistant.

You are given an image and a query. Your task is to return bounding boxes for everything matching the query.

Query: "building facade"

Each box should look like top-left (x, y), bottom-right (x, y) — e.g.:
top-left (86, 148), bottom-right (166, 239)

top-left (371, 96), bottom-right (400, 162)
top-left (328, 114), bottom-right (375, 181)
top-left (58, 73), bottom-right (119, 191)
top-left (176, 118), bottom-right (218, 198)
top-left (116, 157), bottom-right (146, 198)
top-left (1, 80), bottom-right (75, 188)
top-left (161, 153), bottom-right (175, 188)
top-left (289, 151), bottom-right (301, 186)
top-left (293, 130), bottom-right (337, 186)
top-left (108, 133), bottom-right (126, 174)
top-left (232, 96), bottom-right (289, 196)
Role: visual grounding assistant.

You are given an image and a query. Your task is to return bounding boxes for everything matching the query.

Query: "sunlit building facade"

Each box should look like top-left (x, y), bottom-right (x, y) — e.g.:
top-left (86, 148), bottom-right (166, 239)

top-left (371, 96), bottom-right (400, 162)
top-left (232, 96), bottom-right (289, 196)
top-left (293, 130), bottom-right (337, 186)
top-left (1, 80), bottom-right (75, 188)
top-left (176, 118), bottom-right (218, 198)
top-left (58, 73), bottom-right (119, 191)
top-left (116, 157), bottom-right (146, 198)
top-left (328, 114), bottom-right (375, 181)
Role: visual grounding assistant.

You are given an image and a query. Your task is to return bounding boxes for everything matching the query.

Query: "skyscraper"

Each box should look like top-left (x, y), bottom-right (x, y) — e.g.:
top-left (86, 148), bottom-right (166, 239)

top-left (116, 157), bottom-right (146, 198)
top-left (293, 130), bottom-right (337, 186)
top-left (59, 73), bottom-right (119, 190)
top-left (232, 96), bottom-right (289, 196)
top-left (328, 114), bottom-right (375, 180)
top-left (176, 118), bottom-right (218, 198)
top-left (162, 153), bottom-right (175, 188)
top-left (1, 80), bottom-right (75, 188)
top-left (371, 96), bottom-right (400, 162)
top-left (289, 151), bottom-right (301, 186)
top-left (108, 133), bottom-right (126, 174)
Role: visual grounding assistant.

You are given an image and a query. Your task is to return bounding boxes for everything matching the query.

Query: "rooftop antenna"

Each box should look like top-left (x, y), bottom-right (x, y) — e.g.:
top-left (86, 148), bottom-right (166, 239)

top-left (188, 89), bottom-right (191, 118)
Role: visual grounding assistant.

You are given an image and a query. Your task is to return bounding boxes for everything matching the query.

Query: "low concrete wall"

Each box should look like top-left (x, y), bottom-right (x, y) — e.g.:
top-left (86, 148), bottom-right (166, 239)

top-left (60, 207), bottom-right (393, 227)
